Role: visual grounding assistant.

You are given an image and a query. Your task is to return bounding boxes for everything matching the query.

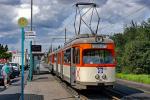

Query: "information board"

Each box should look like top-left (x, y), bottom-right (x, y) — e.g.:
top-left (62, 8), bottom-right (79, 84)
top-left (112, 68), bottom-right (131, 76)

top-left (31, 45), bottom-right (41, 52)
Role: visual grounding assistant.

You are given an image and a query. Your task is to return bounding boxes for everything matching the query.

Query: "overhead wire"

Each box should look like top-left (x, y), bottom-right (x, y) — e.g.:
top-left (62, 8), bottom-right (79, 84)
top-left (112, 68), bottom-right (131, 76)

top-left (55, 0), bottom-right (97, 36)
top-left (52, 0), bottom-right (96, 43)
top-left (50, 0), bottom-right (98, 39)
top-left (100, 6), bottom-right (146, 33)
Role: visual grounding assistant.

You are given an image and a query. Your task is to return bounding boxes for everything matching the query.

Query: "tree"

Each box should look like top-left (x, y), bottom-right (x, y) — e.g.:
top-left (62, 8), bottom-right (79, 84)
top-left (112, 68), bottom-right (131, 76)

top-left (0, 44), bottom-right (12, 60)
top-left (121, 41), bottom-right (150, 74)
top-left (112, 18), bottom-right (150, 74)
top-left (4, 45), bottom-right (8, 52)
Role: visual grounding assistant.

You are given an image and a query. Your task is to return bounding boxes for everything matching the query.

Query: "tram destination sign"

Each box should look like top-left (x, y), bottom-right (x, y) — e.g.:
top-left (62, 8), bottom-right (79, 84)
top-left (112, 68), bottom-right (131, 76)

top-left (31, 45), bottom-right (41, 52)
top-left (92, 44), bottom-right (107, 48)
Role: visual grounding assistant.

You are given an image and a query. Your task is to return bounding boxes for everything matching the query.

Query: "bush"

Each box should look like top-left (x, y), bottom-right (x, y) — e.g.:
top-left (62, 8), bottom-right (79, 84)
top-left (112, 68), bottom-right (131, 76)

top-left (133, 68), bottom-right (144, 74)
top-left (121, 41), bottom-right (150, 74)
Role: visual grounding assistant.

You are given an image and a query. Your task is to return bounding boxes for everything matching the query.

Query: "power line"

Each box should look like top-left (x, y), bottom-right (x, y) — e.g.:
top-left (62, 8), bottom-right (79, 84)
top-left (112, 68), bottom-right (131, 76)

top-left (57, 0), bottom-right (97, 35)
top-left (100, 6), bottom-right (146, 31)
top-left (125, 6), bottom-right (146, 18)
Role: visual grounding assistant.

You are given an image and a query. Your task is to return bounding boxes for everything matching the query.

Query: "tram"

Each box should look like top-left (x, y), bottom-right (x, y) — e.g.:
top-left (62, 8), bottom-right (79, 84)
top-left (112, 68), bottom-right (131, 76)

top-left (48, 2), bottom-right (116, 89)
top-left (48, 34), bottom-right (116, 89)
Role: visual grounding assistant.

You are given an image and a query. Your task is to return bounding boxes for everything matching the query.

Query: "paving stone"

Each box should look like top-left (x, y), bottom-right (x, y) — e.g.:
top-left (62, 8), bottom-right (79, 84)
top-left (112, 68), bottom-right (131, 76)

top-left (24, 63), bottom-right (75, 100)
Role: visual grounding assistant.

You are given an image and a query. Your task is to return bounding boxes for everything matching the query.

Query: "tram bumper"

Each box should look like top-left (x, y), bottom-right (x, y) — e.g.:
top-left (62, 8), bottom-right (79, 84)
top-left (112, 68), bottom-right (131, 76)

top-left (76, 81), bottom-right (115, 86)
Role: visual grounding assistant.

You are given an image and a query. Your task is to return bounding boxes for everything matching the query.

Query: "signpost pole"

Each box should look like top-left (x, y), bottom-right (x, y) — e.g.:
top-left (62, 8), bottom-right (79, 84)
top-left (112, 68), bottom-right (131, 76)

top-left (29, 41), bottom-right (33, 81)
top-left (21, 27), bottom-right (25, 100)
top-left (18, 17), bottom-right (28, 100)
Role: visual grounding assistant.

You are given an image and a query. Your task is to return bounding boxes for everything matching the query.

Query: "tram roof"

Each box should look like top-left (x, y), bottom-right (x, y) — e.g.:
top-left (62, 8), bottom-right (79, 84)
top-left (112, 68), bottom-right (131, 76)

top-left (50, 34), bottom-right (114, 54)
top-left (64, 34), bottom-right (114, 47)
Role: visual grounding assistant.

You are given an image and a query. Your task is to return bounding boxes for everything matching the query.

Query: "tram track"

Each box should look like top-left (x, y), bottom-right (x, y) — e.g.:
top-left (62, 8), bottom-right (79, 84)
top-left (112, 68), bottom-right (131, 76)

top-left (53, 73), bottom-right (148, 100)
top-left (79, 88), bottom-right (122, 100)
top-left (45, 64), bottom-right (149, 100)
top-left (45, 67), bottom-right (138, 100)
top-left (53, 75), bottom-right (88, 100)
top-left (103, 87), bottom-right (126, 100)
top-left (52, 74), bottom-right (126, 100)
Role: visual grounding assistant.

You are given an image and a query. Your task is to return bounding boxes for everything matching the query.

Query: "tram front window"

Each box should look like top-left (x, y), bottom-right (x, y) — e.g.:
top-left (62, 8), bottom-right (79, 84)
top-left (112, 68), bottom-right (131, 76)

top-left (83, 49), bottom-right (113, 64)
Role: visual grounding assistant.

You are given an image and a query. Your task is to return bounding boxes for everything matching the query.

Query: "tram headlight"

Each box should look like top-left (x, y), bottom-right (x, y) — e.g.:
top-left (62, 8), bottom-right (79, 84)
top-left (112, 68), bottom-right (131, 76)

top-left (95, 36), bottom-right (103, 42)
top-left (102, 74), bottom-right (107, 80)
top-left (95, 74), bottom-right (100, 80)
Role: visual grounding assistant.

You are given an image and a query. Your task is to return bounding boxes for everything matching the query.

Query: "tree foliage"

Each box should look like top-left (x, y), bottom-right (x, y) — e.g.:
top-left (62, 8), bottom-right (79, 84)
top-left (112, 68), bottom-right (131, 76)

top-left (0, 44), bottom-right (12, 59)
top-left (112, 18), bottom-right (150, 74)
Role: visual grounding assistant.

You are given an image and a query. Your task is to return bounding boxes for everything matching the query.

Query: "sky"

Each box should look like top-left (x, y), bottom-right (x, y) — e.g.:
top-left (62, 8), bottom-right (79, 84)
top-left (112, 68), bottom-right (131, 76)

top-left (0, 0), bottom-right (150, 52)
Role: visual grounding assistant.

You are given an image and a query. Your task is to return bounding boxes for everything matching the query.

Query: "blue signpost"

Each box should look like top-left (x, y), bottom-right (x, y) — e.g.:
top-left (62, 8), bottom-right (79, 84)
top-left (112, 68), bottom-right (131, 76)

top-left (18, 17), bottom-right (28, 100)
top-left (21, 27), bottom-right (25, 100)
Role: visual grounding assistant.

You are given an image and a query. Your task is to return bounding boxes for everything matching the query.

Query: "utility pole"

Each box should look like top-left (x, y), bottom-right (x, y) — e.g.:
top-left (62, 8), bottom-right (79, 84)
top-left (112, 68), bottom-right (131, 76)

top-left (31, 0), bottom-right (33, 31)
top-left (29, 0), bottom-right (33, 81)
top-left (65, 28), bottom-right (66, 43)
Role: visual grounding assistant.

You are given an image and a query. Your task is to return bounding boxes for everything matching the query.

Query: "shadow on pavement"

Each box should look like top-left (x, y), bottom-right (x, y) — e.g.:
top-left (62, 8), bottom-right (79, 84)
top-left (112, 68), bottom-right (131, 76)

top-left (122, 93), bottom-right (150, 100)
top-left (24, 94), bottom-right (44, 100)
top-left (52, 96), bottom-right (75, 100)
top-left (11, 78), bottom-right (20, 83)
top-left (32, 76), bottom-right (49, 82)
top-left (0, 86), bottom-right (6, 92)
top-left (34, 71), bottom-right (50, 75)
top-left (113, 83), bottom-right (150, 99)
top-left (0, 93), bottom-right (20, 100)
top-left (115, 83), bottom-right (144, 95)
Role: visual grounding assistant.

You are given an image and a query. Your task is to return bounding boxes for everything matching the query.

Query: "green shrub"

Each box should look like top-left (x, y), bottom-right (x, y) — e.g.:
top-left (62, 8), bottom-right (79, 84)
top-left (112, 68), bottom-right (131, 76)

top-left (133, 68), bottom-right (144, 74)
top-left (116, 73), bottom-right (150, 84)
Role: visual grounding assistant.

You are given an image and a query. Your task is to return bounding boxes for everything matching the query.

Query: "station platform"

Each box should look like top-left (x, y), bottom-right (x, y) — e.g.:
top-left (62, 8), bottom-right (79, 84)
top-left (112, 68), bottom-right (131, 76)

top-left (23, 63), bottom-right (75, 100)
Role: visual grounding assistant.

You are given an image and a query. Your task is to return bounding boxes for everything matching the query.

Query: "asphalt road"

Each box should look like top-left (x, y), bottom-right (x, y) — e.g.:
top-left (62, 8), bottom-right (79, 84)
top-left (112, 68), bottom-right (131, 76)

top-left (0, 71), bottom-right (28, 100)
top-left (114, 82), bottom-right (150, 99)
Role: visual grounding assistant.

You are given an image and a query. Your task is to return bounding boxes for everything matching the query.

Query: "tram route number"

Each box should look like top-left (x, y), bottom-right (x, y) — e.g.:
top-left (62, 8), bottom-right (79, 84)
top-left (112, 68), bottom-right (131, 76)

top-left (97, 67), bottom-right (103, 74)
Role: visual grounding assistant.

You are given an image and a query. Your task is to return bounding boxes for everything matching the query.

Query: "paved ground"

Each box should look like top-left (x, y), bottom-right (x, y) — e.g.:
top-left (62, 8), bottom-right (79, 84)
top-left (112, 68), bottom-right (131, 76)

top-left (116, 79), bottom-right (150, 99)
top-left (0, 71), bottom-right (28, 100)
top-left (24, 63), bottom-right (75, 100)
top-left (116, 78), bottom-right (150, 93)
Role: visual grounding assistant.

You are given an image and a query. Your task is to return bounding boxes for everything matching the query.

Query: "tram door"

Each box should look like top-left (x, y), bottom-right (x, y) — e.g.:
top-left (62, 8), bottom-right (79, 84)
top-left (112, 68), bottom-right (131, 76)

top-left (60, 52), bottom-right (63, 78)
top-left (56, 53), bottom-right (58, 75)
top-left (70, 48), bottom-right (76, 85)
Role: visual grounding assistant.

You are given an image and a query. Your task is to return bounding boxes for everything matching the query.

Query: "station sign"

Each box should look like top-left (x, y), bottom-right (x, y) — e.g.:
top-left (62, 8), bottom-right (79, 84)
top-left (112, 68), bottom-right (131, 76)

top-left (25, 31), bottom-right (36, 38)
top-left (18, 17), bottom-right (28, 28)
top-left (31, 45), bottom-right (41, 52)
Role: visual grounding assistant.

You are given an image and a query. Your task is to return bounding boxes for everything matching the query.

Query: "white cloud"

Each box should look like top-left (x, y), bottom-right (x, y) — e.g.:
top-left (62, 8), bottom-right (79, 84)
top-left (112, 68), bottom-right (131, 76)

top-left (0, 0), bottom-right (150, 51)
top-left (15, 4), bottom-right (39, 21)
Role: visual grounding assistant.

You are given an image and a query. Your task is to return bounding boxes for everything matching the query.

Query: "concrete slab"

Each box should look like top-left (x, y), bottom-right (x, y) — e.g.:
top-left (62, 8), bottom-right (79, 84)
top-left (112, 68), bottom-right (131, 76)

top-left (24, 63), bottom-right (75, 100)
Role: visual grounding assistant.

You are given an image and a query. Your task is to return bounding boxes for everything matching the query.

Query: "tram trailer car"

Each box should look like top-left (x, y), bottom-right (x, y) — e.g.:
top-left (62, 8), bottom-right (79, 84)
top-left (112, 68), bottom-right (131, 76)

top-left (48, 34), bottom-right (116, 89)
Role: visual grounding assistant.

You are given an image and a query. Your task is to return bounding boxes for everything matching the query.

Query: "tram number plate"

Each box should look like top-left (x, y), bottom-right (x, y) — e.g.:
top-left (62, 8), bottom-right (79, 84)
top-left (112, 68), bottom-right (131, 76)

top-left (97, 67), bottom-right (103, 74)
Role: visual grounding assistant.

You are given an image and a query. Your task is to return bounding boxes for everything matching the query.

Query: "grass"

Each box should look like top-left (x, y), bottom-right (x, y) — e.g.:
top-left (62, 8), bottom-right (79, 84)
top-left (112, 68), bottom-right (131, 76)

top-left (116, 73), bottom-right (150, 85)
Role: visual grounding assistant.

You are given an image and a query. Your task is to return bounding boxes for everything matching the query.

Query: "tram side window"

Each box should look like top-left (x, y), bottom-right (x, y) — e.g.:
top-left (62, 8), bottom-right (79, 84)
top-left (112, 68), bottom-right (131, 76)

top-left (50, 56), bottom-right (52, 63)
top-left (73, 48), bottom-right (80, 64)
top-left (58, 53), bottom-right (60, 64)
top-left (64, 49), bottom-right (71, 64)
top-left (54, 54), bottom-right (57, 63)
top-left (51, 55), bottom-right (54, 63)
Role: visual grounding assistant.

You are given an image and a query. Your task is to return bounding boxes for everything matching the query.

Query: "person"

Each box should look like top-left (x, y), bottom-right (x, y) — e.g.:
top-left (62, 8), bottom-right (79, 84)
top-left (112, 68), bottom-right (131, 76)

top-left (1, 63), bottom-right (11, 88)
top-left (8, 63), bottom-right (14, 79)
top-left (36, 62), bottom-right (40, 74)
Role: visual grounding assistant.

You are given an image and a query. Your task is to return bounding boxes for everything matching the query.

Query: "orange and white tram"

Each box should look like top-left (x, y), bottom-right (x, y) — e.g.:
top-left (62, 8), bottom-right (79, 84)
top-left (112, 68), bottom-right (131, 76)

top-left (48, 34), bottom-right (116, 89)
